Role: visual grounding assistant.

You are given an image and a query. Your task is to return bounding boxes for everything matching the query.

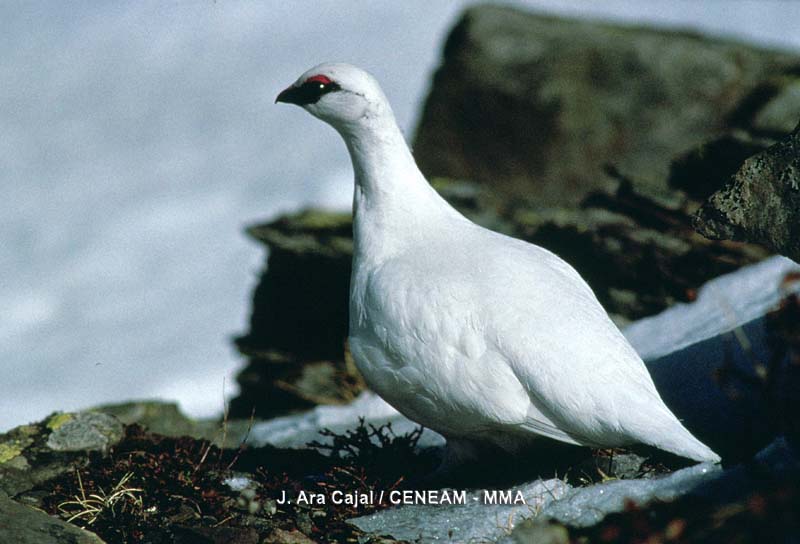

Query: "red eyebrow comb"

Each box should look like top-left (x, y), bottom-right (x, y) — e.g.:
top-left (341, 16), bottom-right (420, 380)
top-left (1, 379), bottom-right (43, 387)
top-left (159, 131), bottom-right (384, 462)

top-left (306, 75), bottom-right (333, 85)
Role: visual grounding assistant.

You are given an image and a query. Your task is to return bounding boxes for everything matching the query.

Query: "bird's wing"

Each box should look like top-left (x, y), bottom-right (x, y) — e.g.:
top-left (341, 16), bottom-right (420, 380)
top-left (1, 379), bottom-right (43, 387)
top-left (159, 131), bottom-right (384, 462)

top-left (477, 232), bottom-right (667, 446)
top-left (517, 406), bottom-right (585, 445)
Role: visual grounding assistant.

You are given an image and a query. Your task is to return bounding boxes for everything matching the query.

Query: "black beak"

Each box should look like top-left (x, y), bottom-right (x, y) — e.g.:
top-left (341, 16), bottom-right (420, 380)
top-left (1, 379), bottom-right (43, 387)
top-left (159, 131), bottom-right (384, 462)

top-left (275, 85), bottom-right (302, 105)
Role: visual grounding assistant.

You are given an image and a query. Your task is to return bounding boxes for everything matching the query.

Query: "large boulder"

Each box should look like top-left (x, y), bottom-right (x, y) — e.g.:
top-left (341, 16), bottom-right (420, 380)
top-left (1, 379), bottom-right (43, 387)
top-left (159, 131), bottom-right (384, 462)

top-left (413, 5), bottom-right (800, 204)
top-left (231, 210), bottom-right (360, 419)
top-left (693, 120), bottom-right (800, 261)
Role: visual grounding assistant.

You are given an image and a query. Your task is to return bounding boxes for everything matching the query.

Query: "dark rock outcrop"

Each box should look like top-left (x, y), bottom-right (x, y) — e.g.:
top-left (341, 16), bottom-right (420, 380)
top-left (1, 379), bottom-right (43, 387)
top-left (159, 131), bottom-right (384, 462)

top-left (693, 121), bottom-right (800, 261)
top-left (236, 211), bottom-right (354, 364)
top-left (230, 211), bottom-right (361, 419)
top-left (413, 5), bottom-right (800, 204)
top-left (667, 131), bottom-right (778, 201)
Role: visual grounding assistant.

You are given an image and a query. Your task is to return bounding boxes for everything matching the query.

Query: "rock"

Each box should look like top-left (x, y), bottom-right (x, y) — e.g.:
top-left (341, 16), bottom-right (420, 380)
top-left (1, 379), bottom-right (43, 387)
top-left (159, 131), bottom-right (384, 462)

top-left (693, 121), bottom-right (800, 261)
top-left (667, 131), bottom-right (776, 201)
top-left (94, 401), bottom-right (251, 448)
top-left (0, 424), bottom-right (47, 496)
top-left (172, 525), bottom-right (260, 544)
top-left (578, 452), bottom-right (648, 481)
top-left (0, 412), bottom-right (123, 497)
top-left (744, 73), bottom-right (800, 135)
top-left (537, 463), bottom-right (723, 529)
top-left (512, 177), bottom-right (768, 319)
top-left (263, 528), bottom-right (318, 544)
top-left (0, 412), bottom-right (125, 497)
top-left (45, 412), bottom-right (123, 453)
top-left (413, 5), bottom-right (800, 204)
top-left (506, 521), bottom-right (569, 544)
top-left (0, 494), bottom-right (106, 544)
top-left (566, 437), bottom-right (800, 543)
top-left (230, 210), bottom-right (357, 419)
top-left (237, 209), bottom-right (354, 363)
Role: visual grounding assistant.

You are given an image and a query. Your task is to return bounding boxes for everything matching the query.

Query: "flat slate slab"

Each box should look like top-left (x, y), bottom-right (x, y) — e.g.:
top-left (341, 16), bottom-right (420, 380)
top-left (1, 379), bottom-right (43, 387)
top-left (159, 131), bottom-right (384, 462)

top-left (0, 495), bottom-right (105, 544)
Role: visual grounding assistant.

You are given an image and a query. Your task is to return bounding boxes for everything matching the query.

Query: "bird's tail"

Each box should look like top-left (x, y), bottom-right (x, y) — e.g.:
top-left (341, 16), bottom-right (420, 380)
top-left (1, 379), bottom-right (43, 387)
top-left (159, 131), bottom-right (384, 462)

top-left (649, 420), bottom-right (721, 463)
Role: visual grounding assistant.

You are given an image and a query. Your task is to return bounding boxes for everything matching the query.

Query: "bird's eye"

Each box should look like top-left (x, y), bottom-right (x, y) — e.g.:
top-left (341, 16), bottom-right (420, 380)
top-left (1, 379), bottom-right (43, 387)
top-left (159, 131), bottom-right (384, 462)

top-left (302, 76), bottom-right (341, 98)
top-left (277, 75), bottom-right (341, 106)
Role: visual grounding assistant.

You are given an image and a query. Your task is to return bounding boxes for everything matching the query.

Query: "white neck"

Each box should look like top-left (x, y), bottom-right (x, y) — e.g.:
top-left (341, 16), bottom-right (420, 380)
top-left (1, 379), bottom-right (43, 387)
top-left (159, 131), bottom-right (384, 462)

top-left (336, 110), bottom-right (462, 262)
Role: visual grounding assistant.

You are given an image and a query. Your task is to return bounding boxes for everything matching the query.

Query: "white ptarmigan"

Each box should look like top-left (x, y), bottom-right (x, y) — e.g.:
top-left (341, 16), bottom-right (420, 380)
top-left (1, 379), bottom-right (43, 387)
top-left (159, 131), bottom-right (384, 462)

top-left (276, 63), bottom-right (720, 467)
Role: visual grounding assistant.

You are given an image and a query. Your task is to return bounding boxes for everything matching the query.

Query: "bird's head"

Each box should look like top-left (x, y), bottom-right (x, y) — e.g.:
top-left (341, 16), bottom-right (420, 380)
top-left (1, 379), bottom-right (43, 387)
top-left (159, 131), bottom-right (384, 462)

top-left (275, 63), bottom-right (388, 130)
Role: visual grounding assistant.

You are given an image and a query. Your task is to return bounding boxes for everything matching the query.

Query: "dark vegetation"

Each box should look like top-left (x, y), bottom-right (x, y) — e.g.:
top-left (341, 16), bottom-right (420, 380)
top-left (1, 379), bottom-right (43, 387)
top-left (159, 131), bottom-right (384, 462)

top-left (35, 422), bottom-right (435, 543)
top-left (29, 420), bottom-right (681, 543)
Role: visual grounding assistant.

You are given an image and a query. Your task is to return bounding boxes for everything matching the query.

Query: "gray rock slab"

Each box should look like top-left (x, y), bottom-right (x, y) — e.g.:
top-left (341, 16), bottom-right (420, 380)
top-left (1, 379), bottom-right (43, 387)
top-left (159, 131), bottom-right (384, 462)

top-left (0, 495), bottom-right (105, 544)
top-left (46, 412), bottom-right (123, 453)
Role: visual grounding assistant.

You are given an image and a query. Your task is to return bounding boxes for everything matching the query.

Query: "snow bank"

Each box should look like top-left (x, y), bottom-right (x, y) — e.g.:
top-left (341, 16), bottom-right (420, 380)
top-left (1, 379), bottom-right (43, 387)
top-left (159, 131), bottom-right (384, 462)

top-left (625, 256), bottom-right (798, 360)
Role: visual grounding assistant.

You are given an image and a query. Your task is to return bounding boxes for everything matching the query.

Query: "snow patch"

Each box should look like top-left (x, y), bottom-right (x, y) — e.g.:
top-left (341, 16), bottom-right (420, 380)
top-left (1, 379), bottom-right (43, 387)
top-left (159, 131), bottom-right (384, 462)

top-left (625, 256), bottom-right (799, 360)
top-left (352, 478), bottom-right (570, 542)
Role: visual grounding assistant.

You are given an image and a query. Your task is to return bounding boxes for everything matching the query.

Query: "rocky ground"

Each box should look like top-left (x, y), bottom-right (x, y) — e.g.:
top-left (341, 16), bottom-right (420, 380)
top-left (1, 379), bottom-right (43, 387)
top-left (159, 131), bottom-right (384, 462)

top-left (4, 5), bottom-right (800, 543)
top-left (0, 405), bottom-right (681, 543)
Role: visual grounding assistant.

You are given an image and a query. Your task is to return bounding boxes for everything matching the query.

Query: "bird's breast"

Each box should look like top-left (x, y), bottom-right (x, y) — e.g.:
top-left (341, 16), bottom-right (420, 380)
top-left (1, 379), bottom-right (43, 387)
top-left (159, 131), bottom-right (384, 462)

top-left (346, 254), bottom-right (534, 437)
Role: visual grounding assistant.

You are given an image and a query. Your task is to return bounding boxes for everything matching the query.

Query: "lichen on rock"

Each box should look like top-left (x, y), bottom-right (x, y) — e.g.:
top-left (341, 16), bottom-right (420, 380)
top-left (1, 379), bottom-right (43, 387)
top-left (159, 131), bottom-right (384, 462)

top-left (45, 412), bottom-right (123, 453)
top-left (45, 413), bottom-right (74, 431)
top-left (693, 120), bottom-right (800, 261)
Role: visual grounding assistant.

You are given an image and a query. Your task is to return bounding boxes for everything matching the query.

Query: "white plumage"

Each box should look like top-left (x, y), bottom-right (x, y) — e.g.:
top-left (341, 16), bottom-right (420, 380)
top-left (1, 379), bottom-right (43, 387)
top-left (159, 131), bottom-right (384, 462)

top-left (276, 63), bottom-right (720, 465)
